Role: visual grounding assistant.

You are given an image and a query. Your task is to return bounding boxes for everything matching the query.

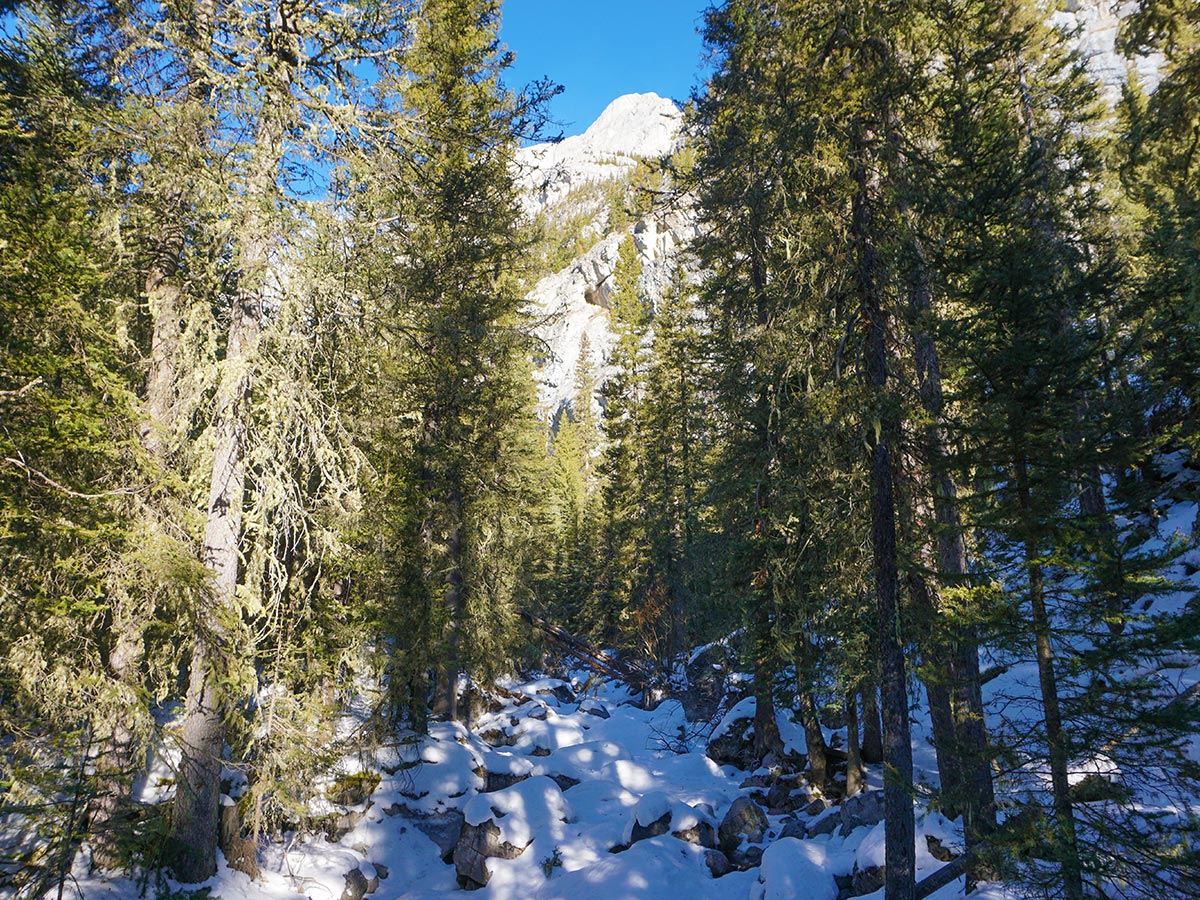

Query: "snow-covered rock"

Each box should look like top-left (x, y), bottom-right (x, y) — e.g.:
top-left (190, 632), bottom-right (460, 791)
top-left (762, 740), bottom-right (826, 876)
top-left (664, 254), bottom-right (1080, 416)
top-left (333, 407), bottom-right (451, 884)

top-left (751, 837), bottom-right (839, 900)
top-left (455, 777), bottom-right (572, 888)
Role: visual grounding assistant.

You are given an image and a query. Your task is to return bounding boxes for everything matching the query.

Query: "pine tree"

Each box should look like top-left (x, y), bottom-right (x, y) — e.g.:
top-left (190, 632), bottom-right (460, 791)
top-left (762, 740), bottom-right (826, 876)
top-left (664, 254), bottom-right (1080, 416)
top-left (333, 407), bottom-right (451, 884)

top-left (592, 235), bottom-right (653, 650)
top-left (642, 263), bottom-right (707, 661)
top-left (919, 2), bottom-right (1172, 893)
top-left (352, 0), bottom-right (555, 724)
top-left (0, 5), bottom-right (197, 887)
top-left (1119, 1), bottom-right (1200, 454)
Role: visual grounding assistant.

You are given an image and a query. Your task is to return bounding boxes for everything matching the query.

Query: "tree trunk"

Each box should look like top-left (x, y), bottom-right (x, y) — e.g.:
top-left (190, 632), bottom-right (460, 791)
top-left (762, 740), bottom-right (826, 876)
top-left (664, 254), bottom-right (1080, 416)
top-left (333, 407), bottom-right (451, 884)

top-left (796, 637), bottom-right (829, 790)
top-left (861, 683), bottom-right (885, 764)
top-left (852, 125), bottom-right (915, 900)
top-left (911, 583), bottom-right (963, 818)
top-left (168, 282), bottom-right (259, 881)
top-left (1015, 456), bottom-right (1083, 900)
top-left (435, 486), bottom-right (465, 721)
top-left (91, 266), bottom-right (180, 869)
top-left (797, 684), bottom-right (828, 791)
top-left (87, 622), bottom-right (143, 870)
top-left (902, 201), bottom-right (996, 872)
top-left (751, 599), bottom-right (783, 761)
top-left (846, 690), bottom-right (864, 797)
top-left (168, 32), bottom-right (286, 876)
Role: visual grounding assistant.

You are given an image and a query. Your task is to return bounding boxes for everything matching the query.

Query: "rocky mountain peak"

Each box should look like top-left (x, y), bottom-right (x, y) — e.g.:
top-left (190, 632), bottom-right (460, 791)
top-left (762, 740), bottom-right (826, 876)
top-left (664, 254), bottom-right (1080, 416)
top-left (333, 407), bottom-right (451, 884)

top-left (574, 92), bottom-right (682, 159)
top-left (516, 93), bottom-right (682, 214)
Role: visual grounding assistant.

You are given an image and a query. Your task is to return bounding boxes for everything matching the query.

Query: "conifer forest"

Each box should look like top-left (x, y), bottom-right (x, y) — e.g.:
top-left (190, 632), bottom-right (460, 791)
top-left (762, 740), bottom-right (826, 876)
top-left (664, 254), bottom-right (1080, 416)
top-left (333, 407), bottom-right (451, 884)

top-left (1, 1), bottom-right (1199, 899)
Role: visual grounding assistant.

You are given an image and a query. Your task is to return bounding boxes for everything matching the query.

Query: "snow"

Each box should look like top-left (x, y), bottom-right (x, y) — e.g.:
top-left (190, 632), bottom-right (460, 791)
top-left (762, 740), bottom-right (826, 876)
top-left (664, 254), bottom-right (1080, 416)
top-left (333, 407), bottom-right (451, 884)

top-left (517, 93), bottom-right (682, 208)
top-left (464, 776), bottom-right (572, 847)
top-left (533, 836), bottom-right (756, 900)
top-left (752, 837), bottom-right (839, 900)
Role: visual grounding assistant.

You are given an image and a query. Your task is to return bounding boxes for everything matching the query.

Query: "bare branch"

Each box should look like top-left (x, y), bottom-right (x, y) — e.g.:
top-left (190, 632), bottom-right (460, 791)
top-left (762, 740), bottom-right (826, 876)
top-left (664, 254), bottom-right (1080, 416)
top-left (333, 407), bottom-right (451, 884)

top-left (3, 456), bottom-right (143, 500)
top-left (0, 377), bottom-right (44, 401)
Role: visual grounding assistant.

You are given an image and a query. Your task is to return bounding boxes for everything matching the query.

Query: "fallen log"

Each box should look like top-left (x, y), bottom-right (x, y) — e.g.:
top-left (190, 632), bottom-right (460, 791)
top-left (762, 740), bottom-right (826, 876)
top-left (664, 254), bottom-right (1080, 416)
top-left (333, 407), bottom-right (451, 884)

top-left (519, 610), bottom-right (653, 690)
top-left (916, 854), bottom-right (969, 900)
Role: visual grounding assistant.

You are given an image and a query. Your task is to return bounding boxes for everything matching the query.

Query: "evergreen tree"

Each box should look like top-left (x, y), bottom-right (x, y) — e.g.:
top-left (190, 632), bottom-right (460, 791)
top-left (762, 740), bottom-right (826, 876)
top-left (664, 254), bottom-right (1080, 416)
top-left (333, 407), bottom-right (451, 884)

top-left (352, 0), bottom-right (555, 723)
top-left (592, 235), bottom-right (653, 650)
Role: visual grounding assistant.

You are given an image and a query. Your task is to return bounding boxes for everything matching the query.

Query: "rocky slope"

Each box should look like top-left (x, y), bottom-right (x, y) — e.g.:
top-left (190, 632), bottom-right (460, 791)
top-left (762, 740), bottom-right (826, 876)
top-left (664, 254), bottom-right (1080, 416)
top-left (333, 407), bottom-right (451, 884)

top-left (519, 93), bottom-right (696, 420)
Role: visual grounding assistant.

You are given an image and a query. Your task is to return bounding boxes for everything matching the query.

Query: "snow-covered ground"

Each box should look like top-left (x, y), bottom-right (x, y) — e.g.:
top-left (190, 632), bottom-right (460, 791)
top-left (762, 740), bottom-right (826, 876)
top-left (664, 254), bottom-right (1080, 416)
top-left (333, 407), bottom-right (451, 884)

top-left (62, 673), bottom-right (989, 900)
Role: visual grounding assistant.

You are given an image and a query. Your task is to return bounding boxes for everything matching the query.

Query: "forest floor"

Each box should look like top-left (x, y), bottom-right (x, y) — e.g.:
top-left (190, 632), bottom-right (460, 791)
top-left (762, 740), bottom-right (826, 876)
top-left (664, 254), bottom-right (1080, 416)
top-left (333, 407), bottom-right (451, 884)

top-left (66, 671), bottom-right (1001, 900)
top-left (52, 460), bottom-right (1200, 900)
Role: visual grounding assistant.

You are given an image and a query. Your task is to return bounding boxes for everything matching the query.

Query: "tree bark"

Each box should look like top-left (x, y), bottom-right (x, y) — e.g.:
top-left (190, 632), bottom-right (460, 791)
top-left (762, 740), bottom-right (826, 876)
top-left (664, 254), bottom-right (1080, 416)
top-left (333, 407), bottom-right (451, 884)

top-left (434, 485), bottom-right (465, 721)
top-left (902, 202), bottom-right (996, 872)
top-left (861, 683), bottom-right (885, 764)
top-left (87, 621), bottom-right (143, 870)
top-left (795, 636), bottom-right (829, 790)
top-left (751, 598), bottom-right (783, 761)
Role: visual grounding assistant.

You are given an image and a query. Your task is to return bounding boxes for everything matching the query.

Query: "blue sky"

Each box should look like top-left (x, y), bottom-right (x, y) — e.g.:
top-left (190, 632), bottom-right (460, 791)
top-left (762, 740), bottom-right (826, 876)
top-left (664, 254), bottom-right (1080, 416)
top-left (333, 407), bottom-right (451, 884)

top-left (499, 1), bottom-right (711, 137)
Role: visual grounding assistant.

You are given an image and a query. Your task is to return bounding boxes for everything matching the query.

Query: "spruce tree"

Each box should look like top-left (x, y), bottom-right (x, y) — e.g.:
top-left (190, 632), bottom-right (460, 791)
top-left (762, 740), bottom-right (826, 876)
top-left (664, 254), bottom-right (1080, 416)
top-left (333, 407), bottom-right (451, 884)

top-left (352, 0), bottom-right (554, 723)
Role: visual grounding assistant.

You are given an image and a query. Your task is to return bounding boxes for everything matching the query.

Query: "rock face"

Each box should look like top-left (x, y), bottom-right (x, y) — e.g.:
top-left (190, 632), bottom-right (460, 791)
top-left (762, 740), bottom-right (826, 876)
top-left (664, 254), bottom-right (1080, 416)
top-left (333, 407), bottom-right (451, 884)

top-left (1053, 0), bottom-right (1163, 102)
top-left (517, 93), bottom-right (682, 214)
top-left (519, 94), bottom-right (696, 421)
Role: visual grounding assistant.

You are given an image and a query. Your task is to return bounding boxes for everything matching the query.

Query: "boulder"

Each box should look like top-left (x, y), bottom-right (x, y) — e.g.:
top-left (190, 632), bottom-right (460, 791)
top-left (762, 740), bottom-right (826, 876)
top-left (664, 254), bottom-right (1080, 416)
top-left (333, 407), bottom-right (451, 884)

top-left (704, 849), bottom-right (732, 878)
top-left (454, 776), bottom-right (571, 889)
top-left (461, 681), bottom-right (506, 727)
top-left (926, 834), bottom-right (958, 863)
top-left (706, 700), bottom-right (759, 771)
top-left (479, 727), bottom-right (515, 747)
top-left (629, 810), bottom-right (671, 844)
top-left (453, 820), bottom-right (526, 890)
top-left (766, 775), bottom-right (807, 814)
top-left (851, 864), bottom-right (885, 896)
top-left (326, 772), bottom-right (380, 807)
top-left (778, 816), bottom-right (806, 840)
top-left (837, 790), bottom-right (886, 837)
top-left (341, 863), bottom-right (378, 900)
top-left (731, 844), bottom-right (764, 869)
top-left (672, 819), bottom-right (716, 849)
top-left (806, 812), bottom-right (840, 838)
top-left (579, 699), bottom-right (610, 719)
top-left (624, 793), bottom-right (717, 850)
top-left (474, 752), bottom-right (534, 794)
top-left (717, 796), bottom-right (768, 854)
top-left (341, 867), bottom-right (370, 900)
top-left (410, 809), bottom-right (465, 864)
top-left (550, 774), bottom-right (581, 792)
top-left (535, 681), bottom-right (577, 705)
